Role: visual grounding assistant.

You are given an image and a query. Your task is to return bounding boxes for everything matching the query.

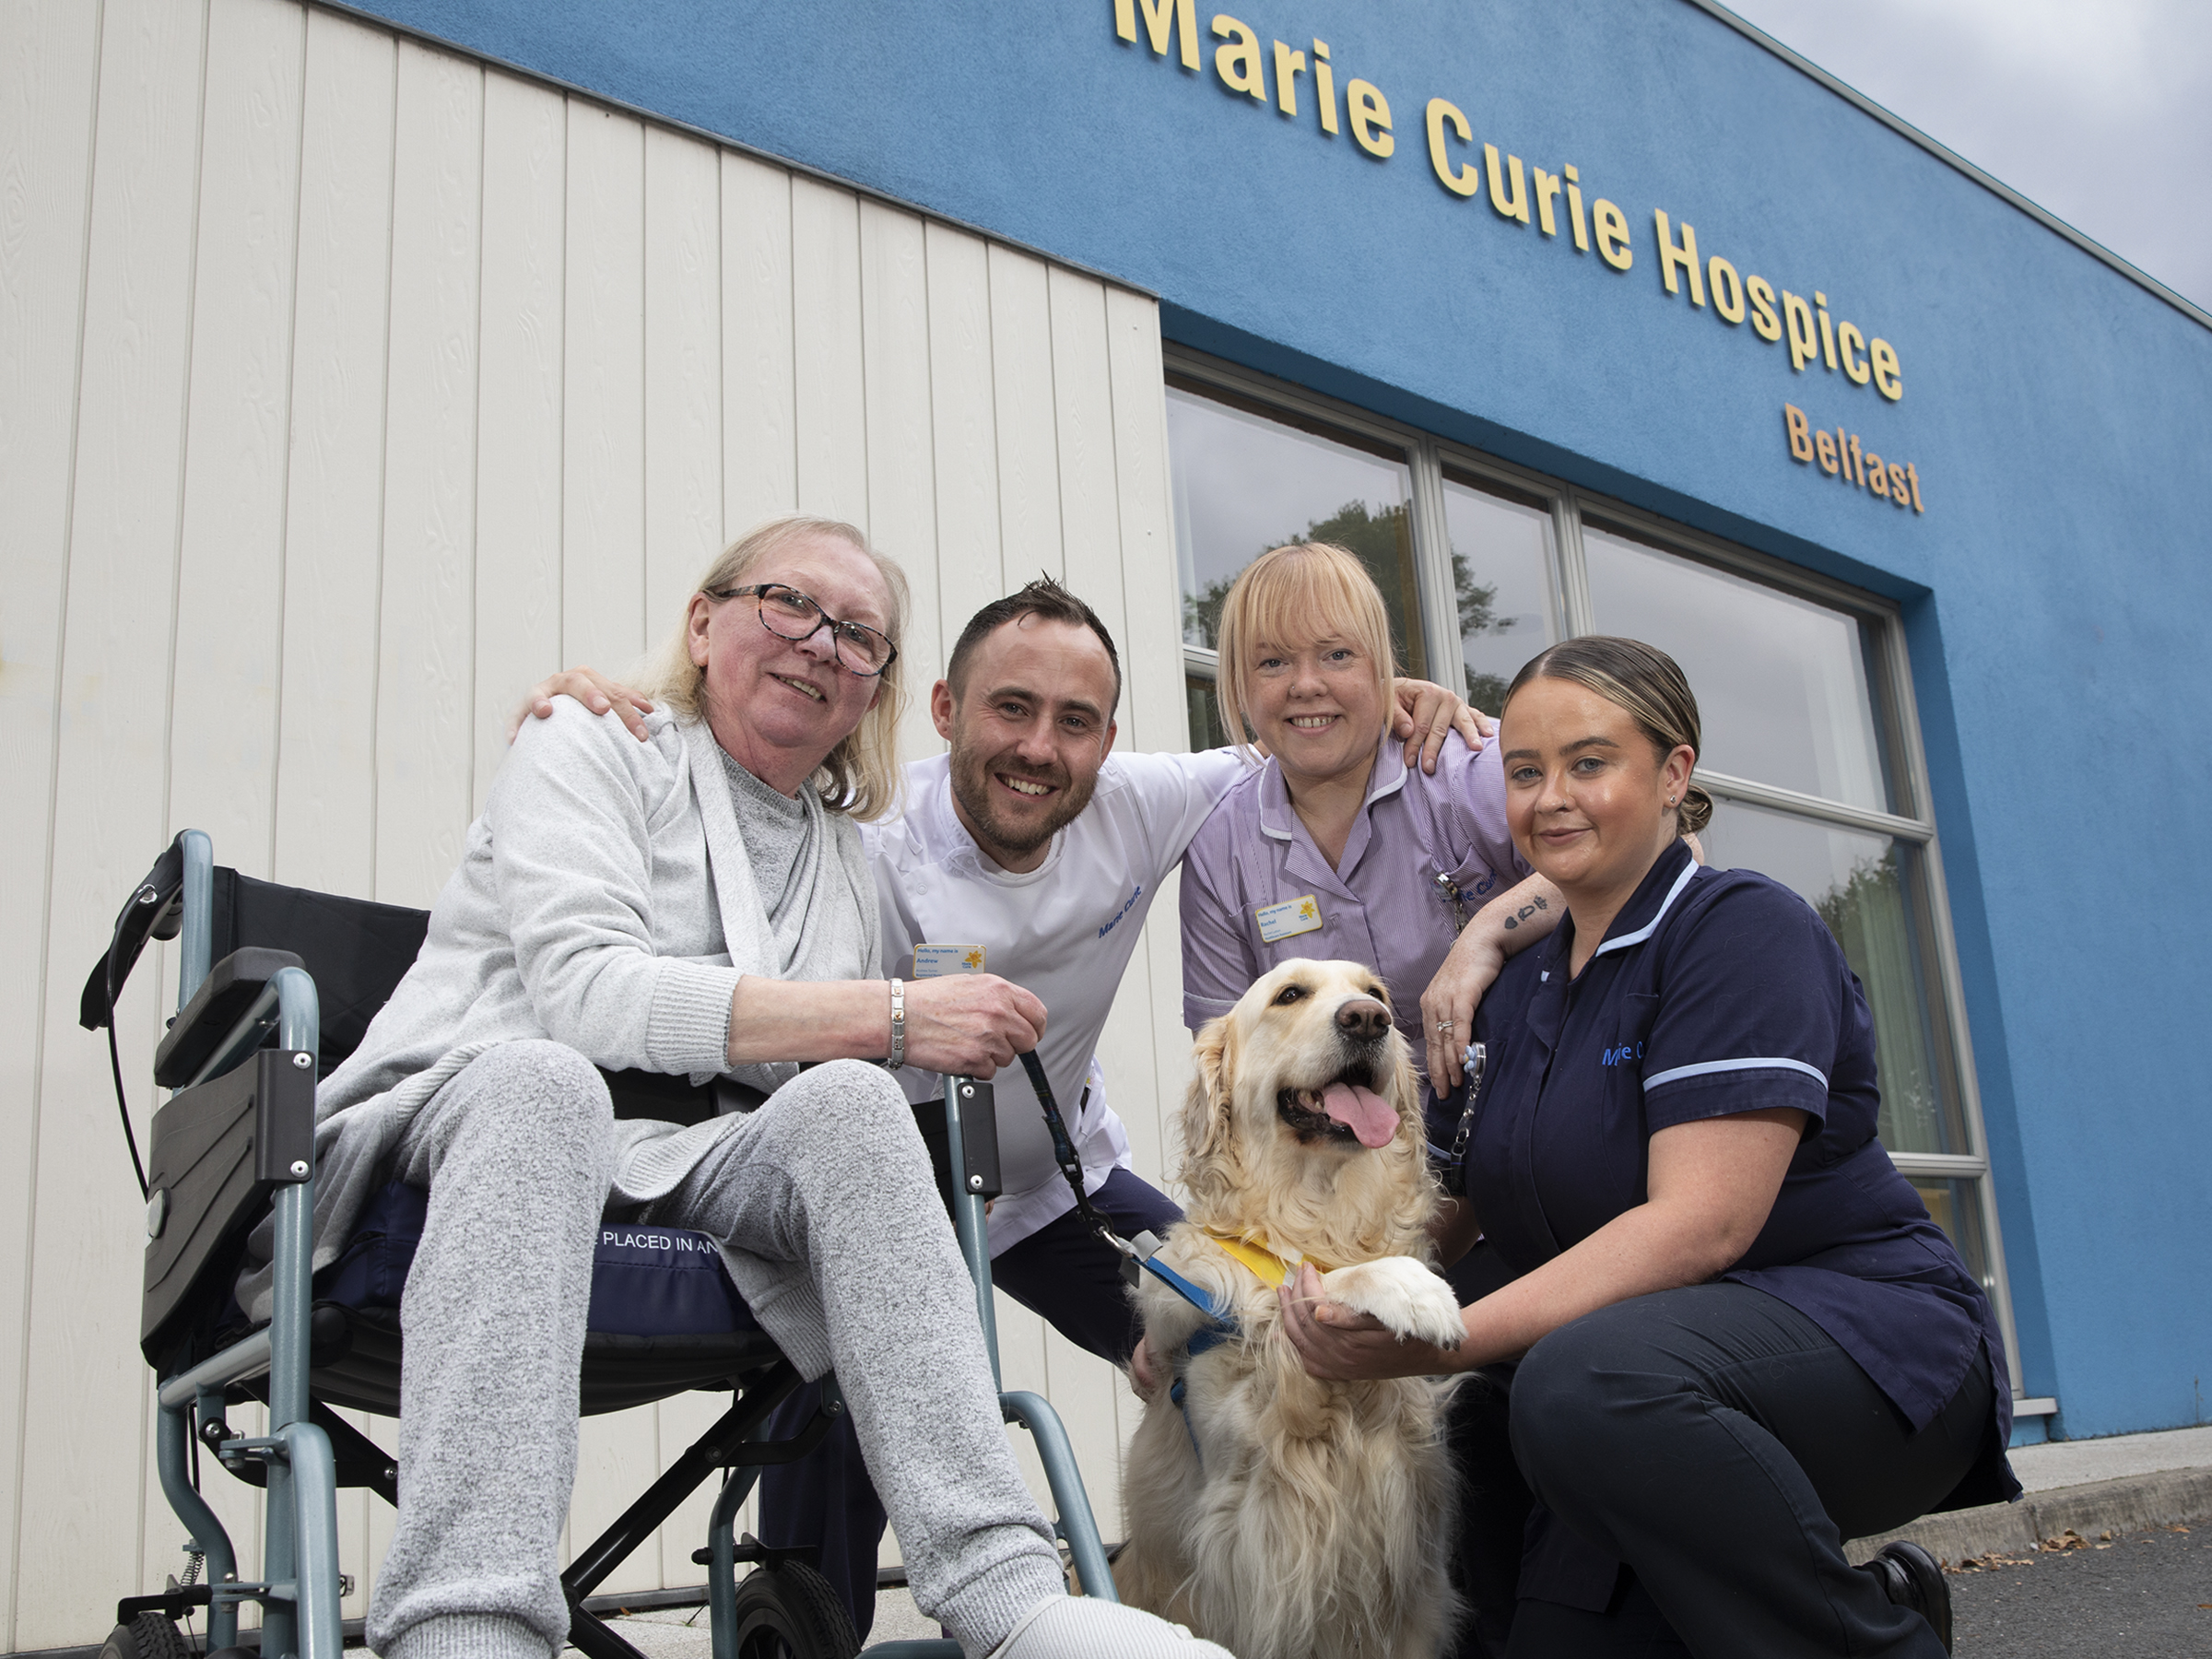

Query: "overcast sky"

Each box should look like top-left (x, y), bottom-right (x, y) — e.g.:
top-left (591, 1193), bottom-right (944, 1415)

top-left (1721, 0), bottom-right (2212, 312)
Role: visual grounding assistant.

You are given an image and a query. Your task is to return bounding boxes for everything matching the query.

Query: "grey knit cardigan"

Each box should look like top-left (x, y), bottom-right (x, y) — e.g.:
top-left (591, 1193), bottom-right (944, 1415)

top-left (237, 700), bottom-right (878, 1321)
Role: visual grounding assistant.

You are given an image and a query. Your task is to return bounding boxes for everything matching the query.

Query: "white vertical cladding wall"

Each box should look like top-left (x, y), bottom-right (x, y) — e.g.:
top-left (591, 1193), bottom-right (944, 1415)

top-left (0, 0), bottom-right (1191, 1646)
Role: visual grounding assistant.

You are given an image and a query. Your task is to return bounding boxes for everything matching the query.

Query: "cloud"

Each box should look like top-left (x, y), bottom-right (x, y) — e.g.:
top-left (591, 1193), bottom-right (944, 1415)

top-left (1721, 0), bottom-right (2212, 308)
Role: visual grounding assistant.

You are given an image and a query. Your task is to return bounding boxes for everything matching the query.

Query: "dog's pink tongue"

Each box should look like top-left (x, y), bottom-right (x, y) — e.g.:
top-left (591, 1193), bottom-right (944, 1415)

top-left (1322, 1082), bottom-right (1398, 1148)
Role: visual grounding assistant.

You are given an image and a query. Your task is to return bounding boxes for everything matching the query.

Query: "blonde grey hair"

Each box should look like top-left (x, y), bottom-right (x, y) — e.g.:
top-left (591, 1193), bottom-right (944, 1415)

top-left (641, 515), bottom-right (911, 821)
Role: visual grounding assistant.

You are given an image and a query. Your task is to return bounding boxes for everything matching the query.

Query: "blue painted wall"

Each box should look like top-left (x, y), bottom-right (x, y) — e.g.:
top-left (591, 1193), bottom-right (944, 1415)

top-left (344, 0), bottom-right (2212, 1439)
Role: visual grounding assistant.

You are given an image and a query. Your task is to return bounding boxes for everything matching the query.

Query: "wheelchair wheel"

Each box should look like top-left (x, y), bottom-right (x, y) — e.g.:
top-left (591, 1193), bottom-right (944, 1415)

top-left (729, 1561), bottom-right (860, 1659)
top-left (98, 1613), bottom-right (190, 1659)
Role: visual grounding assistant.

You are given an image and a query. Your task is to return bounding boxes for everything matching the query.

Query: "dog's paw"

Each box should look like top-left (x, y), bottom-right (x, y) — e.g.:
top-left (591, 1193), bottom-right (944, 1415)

top-left (1319, 1257), bottom-right (1466, 1349)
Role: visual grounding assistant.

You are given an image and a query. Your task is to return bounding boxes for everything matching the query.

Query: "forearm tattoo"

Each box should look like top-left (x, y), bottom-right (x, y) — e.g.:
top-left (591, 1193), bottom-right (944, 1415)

top-left (1500, 894), bottom-right (1550, 932)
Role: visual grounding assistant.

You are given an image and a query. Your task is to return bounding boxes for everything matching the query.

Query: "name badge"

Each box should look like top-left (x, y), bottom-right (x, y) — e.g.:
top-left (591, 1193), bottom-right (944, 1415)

top-left (913, 943), bottom-right (985, 978)
top-left (1254, 895), bottom-right (1323, 944)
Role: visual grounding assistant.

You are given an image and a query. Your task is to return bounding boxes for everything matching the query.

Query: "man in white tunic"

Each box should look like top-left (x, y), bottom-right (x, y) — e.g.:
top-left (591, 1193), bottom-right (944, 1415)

top-left (532, 578), bottom-right (1480, 1636)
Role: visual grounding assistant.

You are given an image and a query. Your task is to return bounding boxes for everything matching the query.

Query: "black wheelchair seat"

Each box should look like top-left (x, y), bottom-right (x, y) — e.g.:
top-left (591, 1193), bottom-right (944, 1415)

top-left (307, 1180), bottom-right (786, 1418)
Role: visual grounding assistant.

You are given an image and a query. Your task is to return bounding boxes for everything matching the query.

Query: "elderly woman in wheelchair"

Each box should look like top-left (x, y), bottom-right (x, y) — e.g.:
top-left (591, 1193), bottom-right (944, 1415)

top-left (110, 516), bottom-right (1230, 1659)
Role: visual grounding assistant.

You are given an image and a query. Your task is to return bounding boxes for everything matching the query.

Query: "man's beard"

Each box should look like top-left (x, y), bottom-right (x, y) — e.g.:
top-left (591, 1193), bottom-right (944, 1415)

top-left (949, 746), bottom-right (1097, 864)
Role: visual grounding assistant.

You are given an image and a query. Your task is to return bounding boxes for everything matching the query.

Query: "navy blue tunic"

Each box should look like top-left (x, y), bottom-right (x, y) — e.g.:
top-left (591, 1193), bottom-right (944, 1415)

top-left (1462, 839), bottom-right (2018, 1598)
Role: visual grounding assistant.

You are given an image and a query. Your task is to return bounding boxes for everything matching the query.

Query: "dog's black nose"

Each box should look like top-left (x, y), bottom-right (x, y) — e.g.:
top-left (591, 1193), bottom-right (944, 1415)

top-left (1335, 998), bottom-right (1392, 1041)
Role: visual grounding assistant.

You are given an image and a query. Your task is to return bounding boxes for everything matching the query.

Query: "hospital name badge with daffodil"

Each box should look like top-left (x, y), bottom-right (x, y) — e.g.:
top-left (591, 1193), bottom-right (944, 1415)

top-left (912, 944), bottom-right (986, 978)
top-left (1254, 894), bottom-right (1323, 945)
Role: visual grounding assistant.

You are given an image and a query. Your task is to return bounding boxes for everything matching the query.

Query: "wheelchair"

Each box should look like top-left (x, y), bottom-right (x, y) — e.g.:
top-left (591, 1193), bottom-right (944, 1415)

top-left (81, 830), bottom-right (1119, 1659)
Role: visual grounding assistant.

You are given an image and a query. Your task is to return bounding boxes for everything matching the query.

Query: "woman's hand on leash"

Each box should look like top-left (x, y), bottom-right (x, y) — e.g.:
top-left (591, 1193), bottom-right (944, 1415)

top-left (510, 666), bottom-right (655, 743)
top-left (1391, 681), bottom-right (1494, 773)
top-left (901, 973), bottom-right (1047, 1077)
top-left (1420, 929), bottom-right (1505, 1092)
top-left (1279, 1264), bottom-right (1457, 1381)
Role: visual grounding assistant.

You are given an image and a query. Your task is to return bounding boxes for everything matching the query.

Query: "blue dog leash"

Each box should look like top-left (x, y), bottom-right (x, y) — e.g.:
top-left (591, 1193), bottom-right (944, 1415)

top-left (1015, 1051), bottom-right (1235, 1459)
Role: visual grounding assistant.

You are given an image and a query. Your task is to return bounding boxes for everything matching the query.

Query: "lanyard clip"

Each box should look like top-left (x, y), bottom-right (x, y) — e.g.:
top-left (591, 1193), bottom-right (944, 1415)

top-left (1434, 870), bottom-right (1466, 933)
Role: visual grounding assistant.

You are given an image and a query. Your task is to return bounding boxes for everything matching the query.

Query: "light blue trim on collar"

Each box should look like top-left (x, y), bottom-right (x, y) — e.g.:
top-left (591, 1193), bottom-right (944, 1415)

top-left (1644, 1055), bottom-right (1829, 1091)
top-left (1591, 854), bottom-right (1702, 959)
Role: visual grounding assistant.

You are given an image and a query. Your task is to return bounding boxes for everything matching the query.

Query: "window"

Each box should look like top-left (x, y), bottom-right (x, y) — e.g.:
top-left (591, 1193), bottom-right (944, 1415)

top-left (1168, 385), bottom-right (1423, 746)
top-left (1165, 352), bottom-right (2028, 1403)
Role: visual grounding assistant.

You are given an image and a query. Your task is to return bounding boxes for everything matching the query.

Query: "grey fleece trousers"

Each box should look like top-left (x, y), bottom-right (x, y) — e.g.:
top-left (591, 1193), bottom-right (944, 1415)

top-left (368, 1041), bottom-right (1064, 1659)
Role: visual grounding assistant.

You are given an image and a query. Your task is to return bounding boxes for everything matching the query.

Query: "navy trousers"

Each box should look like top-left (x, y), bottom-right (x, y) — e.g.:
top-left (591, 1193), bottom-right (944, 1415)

top-left (758, 1168), bottom-right (1182, 1638)
top-left (1447, 1282), bottom-right (1993, 1659)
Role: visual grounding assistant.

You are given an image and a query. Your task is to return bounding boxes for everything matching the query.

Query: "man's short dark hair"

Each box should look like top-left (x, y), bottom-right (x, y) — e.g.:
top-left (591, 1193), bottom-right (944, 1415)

top-left (946, 575), bottom-right (1124, 718)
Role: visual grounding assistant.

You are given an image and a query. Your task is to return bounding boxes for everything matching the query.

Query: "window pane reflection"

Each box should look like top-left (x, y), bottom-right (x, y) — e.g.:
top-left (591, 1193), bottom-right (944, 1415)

top-left (1583, 526), bottom-right (1889, 812)
top-left (1186, 674), bottom-right (1232, 749)
top-left (1167, 386), bottom-right (1426, 678)
top-left (1697, 799), bottom-right (1967, 1158)
top-left (1911, 1178), bottom-right (1994, 1297)
top-left (1441, 476), bottom-right (1559, 712)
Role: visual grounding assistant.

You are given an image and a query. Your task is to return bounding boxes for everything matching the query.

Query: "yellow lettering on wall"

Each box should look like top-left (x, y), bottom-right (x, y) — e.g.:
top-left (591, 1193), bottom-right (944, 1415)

top-left (1115, 0), bottom-right (1199, 69)
top-left (1836, 321), bottom-right (1870, 385)
top-left (1593, 198), bottom-right (1632, 270)
top-left (1708, 255), bottom-right (1745, 324)
top-left (1781, 289), bottom-right (1818, 371)
top-left (1563, 164), bottom-right (1589, 253)
top-left (1211, 16), bottom-right (1265, 100)
top-left (1425, 100), bottom-right (1479, 196)
top-left (1347, 78), bottom-right (1393, 157)
top-left (1653, 209), bottom-right (1703, 306)
top-left (1814, 428), bottom-right (1840, 474)
top-left (1747, 276), bottom-right (1781, 341)
top-left (1902, 462), bottom-right (1922, 509)
top-left (1312, 39), bottom-right (1339, 135)
top-left (1870, 338), bottom-right (1904, 401)
top-left (1484, 146), bottom-right (1529, 223)
top-left (1531, 167), bottom-right (1562, 236)
top-left (1783, 403), bottom-right (1813, 462)
top-left (1272, 41), bottom-right (1305, 115)
top-left (1865, 451), bottom-right (1890, 497)
top-left (1814, 291), bottom-right (1839, 370)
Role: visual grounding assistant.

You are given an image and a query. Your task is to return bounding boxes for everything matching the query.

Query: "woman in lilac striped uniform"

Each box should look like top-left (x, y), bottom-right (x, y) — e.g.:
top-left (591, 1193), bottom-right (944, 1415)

top-left (1175, 540), bottom-right (1563, 1139)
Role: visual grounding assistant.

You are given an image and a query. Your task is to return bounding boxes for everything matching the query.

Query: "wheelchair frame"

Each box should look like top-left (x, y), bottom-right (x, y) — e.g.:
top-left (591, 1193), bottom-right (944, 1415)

top-left (123, 830), bottom-right (1118, 1659)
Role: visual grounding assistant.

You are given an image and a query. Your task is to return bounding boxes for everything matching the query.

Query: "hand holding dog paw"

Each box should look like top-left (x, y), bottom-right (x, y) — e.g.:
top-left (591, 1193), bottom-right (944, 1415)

top-left (1321, 1257), bottom-right (1469, 1350)
top-left (1280, 1263), bottom-right (1466, 1381)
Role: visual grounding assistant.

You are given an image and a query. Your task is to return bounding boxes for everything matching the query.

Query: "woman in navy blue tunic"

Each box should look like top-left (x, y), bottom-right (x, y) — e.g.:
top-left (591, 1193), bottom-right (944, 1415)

top-left (1279, 637), bottom-right (2017, 1658)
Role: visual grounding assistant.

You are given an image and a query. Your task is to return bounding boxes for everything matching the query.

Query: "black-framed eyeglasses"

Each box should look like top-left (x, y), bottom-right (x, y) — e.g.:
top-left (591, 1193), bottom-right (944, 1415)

top-left (707, 582), bottom-right (900, 677)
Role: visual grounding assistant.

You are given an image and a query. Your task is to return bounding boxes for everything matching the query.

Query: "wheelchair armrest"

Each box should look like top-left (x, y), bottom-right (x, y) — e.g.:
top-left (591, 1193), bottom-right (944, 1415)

top-left (912, 1078), bottom-right (1003, 1207)
top-left (153, 947), bottom-right (306, 1088)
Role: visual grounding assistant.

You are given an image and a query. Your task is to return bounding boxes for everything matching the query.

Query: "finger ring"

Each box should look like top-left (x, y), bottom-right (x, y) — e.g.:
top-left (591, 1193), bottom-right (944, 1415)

top-left (1434, 1018), bottom-right (1455, 1033)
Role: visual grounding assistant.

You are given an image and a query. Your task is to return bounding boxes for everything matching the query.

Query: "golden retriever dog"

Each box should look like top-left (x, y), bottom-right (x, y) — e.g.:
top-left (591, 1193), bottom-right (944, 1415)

top-left (1118, 959), bottom-right (1467, 1659)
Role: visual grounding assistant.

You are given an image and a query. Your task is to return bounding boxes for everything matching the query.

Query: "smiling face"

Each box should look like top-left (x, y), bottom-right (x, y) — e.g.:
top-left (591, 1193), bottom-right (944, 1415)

top-left (687, 532), bottom-right (889, 794)
top-left (934, 615), bottom-right (1119, 873)
top-left (1241, 630), bottom-right (1389, 793)
top-left (1178, 959), bottom-right (1427, 1246)
top-left (1499, 675), bottom-right (1694, 908)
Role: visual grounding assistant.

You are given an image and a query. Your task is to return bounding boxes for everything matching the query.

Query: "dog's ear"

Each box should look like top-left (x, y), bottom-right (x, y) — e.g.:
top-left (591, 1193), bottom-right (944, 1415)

top-left (1179, 1015), bottom-right (1238, 1184)
top-left (1388, 1041), bottom-right (1423, 1146)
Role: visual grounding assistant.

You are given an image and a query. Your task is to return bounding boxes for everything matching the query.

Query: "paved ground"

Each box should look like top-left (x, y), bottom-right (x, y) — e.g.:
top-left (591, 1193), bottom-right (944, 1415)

top-left (2006, 1424), bottom-right (2212, 1493)
top-left (588, 1426), bottom-right (2212, 1656)
top-left (1950, 1520), bottom-right (2211, 1657)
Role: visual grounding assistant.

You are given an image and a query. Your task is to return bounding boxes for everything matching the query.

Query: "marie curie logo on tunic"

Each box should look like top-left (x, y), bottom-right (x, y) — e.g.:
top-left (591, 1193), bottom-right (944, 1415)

top-left (1600, 1042), bottom-right (1644, 1066)
top-left (1098, 885), bottom-right (1143, 939)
